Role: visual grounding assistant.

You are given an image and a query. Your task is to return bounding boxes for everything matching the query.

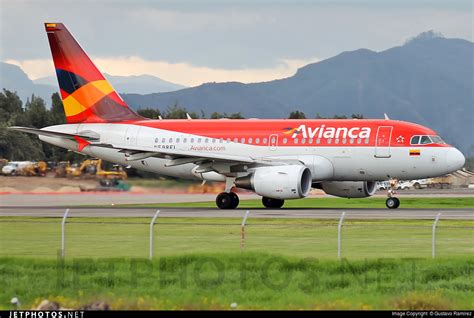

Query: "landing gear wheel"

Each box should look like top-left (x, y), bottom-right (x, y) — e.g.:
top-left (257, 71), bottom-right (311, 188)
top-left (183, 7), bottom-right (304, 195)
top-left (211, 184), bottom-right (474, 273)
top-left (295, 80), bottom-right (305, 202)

top-left (386, 197), bottom-right (400, 209)
top-left (262, 197), bottom-right (285, 209)
top-left (229, 192), bottom-right (240, 209)
top-left (216, 192), bottom-right (233, 209)
top-left (216, 192), bottom-right (239, 209)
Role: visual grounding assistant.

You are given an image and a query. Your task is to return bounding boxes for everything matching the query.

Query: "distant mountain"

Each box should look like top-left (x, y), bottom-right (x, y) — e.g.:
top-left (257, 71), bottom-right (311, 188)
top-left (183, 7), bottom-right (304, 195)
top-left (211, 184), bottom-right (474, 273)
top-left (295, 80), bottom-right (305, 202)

top-left (0, 62), bottom-right (56, 104)
top-left (33, 73), bottom-right (186, 95)
top-left (0, 63), bottom-right (186, 106)
top-left (123, 32), bottom-right (474, 156)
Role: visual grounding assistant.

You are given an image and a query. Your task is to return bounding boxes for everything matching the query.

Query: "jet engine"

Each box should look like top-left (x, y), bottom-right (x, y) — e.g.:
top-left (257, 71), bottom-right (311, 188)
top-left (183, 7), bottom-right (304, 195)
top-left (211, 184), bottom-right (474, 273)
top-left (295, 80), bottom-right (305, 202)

top-left (235, 165), bottom-right (312, 199)
top-left (317, 181), bottom-right (376, 198)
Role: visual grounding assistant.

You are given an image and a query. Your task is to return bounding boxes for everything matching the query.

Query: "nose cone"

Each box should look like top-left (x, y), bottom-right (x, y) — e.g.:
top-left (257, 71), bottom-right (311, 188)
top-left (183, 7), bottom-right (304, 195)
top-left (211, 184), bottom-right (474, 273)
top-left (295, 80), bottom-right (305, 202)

top-left (446, 148), bottom-right (465, 172)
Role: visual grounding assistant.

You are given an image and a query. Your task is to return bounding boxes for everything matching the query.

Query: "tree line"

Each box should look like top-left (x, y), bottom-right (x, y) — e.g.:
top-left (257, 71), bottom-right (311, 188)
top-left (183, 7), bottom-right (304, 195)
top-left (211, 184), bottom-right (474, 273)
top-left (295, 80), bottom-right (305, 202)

top-left (0, 89), bottom-right (364, 161)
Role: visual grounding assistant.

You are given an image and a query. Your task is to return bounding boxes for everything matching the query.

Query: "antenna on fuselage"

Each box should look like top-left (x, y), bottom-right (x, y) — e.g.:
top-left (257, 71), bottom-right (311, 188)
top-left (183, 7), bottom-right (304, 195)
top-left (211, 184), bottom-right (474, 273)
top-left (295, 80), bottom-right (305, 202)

top-left (384, 113), bottom-right (390, 120)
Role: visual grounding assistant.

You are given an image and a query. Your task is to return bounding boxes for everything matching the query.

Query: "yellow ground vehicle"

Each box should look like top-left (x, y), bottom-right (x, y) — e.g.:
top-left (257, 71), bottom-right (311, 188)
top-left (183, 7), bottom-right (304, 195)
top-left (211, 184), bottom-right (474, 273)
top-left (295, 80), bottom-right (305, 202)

top-left (21, 161), bottom-right (48, 177)
top-left (66, 159), bottom-right (127, 179)
top-left (54, 161), bottom-right (71, 178)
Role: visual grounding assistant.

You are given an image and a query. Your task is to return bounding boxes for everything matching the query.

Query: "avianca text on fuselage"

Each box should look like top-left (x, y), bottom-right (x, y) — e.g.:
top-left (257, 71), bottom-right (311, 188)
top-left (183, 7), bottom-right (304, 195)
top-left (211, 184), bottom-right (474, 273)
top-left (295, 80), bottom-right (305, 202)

top-left (287, 124), bottom-right (371, 140)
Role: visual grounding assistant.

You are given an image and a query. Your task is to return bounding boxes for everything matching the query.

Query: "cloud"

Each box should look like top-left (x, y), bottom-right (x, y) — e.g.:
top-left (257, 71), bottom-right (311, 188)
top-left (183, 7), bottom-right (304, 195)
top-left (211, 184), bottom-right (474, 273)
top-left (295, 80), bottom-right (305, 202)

top-left (4, 56), bottom-right (320, 87)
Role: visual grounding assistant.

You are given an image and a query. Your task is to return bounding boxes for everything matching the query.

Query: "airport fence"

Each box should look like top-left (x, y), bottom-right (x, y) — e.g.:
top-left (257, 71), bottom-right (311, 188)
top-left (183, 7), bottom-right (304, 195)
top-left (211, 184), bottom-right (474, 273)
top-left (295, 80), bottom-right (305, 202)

top-left (0, 209), bottom-right (473, 259)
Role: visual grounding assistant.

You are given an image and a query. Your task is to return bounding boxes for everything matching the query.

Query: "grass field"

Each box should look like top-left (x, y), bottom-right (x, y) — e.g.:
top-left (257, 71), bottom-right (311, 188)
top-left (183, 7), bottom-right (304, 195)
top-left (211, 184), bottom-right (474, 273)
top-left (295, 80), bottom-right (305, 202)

top-left (1, 207), bottom-right (473, 310)
top-left (117, 196), bottom-right (474, 209)
top-left (0, 217), bottom-right (472, 259)
top-left (0, 254), bottom-right (473, 310)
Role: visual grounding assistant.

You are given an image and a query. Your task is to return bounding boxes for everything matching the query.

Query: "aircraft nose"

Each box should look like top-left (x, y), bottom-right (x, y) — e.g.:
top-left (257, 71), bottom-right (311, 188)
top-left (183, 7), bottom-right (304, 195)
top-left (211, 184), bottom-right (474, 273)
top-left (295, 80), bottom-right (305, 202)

top-left (446, 148), bottom-right (465, 172)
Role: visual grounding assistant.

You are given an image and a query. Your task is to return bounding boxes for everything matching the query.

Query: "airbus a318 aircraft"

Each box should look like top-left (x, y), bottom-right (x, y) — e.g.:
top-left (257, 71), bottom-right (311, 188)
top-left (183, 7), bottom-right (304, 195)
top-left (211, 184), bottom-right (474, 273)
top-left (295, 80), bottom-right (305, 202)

top-left (11, 23), bottom-right (466, 209)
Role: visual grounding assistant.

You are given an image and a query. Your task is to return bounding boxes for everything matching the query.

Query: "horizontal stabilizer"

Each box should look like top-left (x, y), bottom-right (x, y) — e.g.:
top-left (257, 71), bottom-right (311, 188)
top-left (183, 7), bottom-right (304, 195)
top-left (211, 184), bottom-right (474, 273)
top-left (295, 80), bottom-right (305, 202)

top-left (9, 126), bottom-right (100, 141)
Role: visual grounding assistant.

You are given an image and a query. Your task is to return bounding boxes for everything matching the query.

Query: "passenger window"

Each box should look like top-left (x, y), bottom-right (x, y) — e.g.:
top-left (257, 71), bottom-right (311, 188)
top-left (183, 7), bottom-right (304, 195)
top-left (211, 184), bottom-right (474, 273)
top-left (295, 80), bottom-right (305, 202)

top-left (349, 138), bottom-right (354, 144)
top-left (410, 136), bottom-right (420, 144)
top-left (255, 138), bottom-right (260, 144)
top-left (190, 138), bottom-right (194, 143)
top-left (327, 138), bottom-right (332, 144)
top-left (205, 138), bottom-right (209, 143)
top-left (316, 138), bottom-right (321, 144)
top-left (301, 138), bottom-right (306, 144)
top-left (294, 138), bottom-right (299, 144)
top-left (241, 138), bottom-right (245, 143)
top-left (342, 138), bottom-right (347, 144)
top-left (176, 138), bottom-right (180, 143)
top-left (420, 136), bottom-right (432, 144)
top-left (198, 138), bottom-right (202, 143)
top-left (357, 138), bottom-right (362, 144)
top-left (234, 138), bottom-right (238, 143)
top-left (169, 138), bottom-right (173, 143)
top-left (183, 138), bottom-right (187, 143)
top-left (212, 138), bottom-right (216, 143)
top-left (263, 138), bottom-right (268, 144)
top-left (248, 138), bottom-right (253, 144)
top-left (309, 138), bottom-right (313, 144)
top-left (162, 138), bottom-right (166, 143)
top-left (283, 138), bottom-right (287, 144)
top-left (335, 139), bottom-right (339, 144)
top-left (365, 138), bottom-right (369, 144)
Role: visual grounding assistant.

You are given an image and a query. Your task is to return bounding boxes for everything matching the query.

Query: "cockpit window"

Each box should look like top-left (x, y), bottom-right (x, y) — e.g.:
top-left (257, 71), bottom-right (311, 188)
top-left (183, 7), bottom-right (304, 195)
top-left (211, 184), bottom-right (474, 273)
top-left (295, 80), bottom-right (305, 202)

top-left (411, 135), bottom-right (445, 145)
top-left (410, 136), bottom-right (420, 145)
top-left (430, 135), bottom-right (445, 144)
top-left (420, 136), bottom-right (432, 144)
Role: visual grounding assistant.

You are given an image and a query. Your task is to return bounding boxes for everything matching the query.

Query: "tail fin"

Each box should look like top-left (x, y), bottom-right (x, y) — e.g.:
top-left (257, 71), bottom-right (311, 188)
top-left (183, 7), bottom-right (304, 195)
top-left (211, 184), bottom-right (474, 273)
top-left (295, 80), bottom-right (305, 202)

top-left (44, 23), bottom-right (143, 123)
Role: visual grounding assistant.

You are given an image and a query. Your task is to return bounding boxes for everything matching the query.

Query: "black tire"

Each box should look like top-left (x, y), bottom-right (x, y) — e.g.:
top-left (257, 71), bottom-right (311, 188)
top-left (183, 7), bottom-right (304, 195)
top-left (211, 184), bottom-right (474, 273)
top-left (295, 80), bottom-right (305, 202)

top-left (216, 192), bottom-right (234, 209)
top-left (386, 197), bottom-right (400, 209)
top-left (414, 183), bottom-right (421, 189)
top-left (262, 197), bottom-right (285, 209)
top-left (229, 192), bottom-right (240, 209)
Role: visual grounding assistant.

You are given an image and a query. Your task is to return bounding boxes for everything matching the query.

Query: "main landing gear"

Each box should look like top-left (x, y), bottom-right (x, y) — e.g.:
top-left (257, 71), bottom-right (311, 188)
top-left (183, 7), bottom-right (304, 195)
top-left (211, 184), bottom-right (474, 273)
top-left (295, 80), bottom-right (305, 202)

top-left (216, 192), bottom-right (240, 209)
top-left (216, 177), bottom-right (240, 209)
top-left (385, 178), bottom-right (400, 209)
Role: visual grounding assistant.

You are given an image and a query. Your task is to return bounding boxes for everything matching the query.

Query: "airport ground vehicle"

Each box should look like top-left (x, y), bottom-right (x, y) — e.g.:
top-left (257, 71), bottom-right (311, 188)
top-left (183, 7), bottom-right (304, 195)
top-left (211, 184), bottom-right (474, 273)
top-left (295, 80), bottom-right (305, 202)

top-left (20, 161), bottom-right (48, 176)
top-left (66, 159), bottom-right (127, 179)
top-left (1, 161), bottom-right (33, 176)
top-left (10, 23), bottom-right (466, 209)
top-left (80, 178), bottom-right (131, 192)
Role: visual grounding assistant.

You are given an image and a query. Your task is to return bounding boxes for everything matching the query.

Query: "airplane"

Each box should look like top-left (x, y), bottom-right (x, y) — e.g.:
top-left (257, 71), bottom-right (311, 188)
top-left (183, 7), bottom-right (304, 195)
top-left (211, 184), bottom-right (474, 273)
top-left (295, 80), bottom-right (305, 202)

top-left (10, 23), bottom-right (466, 209)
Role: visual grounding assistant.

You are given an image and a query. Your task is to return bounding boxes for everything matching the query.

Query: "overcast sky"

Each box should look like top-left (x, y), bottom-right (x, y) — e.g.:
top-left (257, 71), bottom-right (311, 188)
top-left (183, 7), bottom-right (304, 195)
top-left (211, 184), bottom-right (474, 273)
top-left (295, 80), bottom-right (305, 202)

top-left (0, 0), bottom-right (472, 86)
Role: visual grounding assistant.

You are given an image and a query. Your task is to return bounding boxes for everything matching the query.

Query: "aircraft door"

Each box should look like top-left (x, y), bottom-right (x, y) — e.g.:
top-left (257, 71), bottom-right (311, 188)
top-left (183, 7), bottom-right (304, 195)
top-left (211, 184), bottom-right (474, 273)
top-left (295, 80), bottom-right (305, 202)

top-left (124, 125), bottom-right (141, 146)
top-left (268, 134), bottom-right (278, 151)
top-left (375, 126), bottom-right (393, 158)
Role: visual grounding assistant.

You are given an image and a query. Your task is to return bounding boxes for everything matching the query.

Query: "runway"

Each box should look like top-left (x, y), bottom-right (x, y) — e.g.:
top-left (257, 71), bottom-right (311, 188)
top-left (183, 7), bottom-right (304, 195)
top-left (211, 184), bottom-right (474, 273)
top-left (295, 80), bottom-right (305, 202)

top-left (0, 206), bottom-right (472, 220)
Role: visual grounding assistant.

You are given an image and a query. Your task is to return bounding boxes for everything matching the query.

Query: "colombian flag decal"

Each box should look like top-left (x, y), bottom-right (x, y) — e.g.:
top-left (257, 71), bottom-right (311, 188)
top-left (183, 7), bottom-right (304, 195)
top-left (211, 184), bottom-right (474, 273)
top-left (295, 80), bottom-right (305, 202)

top-left (409, 149), bottom-right (421, 156)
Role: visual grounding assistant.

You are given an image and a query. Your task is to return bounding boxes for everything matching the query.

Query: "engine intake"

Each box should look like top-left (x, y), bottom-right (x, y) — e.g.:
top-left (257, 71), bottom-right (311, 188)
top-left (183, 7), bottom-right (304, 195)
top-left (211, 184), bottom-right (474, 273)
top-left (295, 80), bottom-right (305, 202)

top-left (236, 165), bottom-right (312, 199)
top-left (317, 181), bottom-right (376, 198)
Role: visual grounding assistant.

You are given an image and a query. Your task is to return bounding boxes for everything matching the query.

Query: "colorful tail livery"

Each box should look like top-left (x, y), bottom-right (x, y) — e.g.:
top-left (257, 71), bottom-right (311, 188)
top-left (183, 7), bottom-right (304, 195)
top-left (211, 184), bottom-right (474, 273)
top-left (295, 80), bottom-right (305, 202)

top-left (45, 23), bottom-right (142, 123)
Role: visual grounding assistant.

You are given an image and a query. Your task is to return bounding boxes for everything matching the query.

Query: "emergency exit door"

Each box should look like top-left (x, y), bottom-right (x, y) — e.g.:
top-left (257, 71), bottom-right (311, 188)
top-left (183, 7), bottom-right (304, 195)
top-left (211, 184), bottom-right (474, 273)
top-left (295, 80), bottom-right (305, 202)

top-left (375, 126), bottom-right (392, 158)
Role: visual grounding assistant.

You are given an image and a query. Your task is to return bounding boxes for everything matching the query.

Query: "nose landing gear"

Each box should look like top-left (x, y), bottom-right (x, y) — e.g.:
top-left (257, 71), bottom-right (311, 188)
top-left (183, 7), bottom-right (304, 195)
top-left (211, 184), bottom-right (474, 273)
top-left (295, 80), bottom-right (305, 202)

top-left (386, 178), bottom-right (400, 209)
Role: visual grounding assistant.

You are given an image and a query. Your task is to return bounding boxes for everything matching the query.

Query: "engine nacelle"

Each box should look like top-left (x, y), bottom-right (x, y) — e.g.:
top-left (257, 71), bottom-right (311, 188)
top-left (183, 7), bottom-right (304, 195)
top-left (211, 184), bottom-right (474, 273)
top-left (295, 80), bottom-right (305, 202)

top-left (318, 181), bottom-right (376, 198)
top-left (235, 165), bottom-right (312, 199)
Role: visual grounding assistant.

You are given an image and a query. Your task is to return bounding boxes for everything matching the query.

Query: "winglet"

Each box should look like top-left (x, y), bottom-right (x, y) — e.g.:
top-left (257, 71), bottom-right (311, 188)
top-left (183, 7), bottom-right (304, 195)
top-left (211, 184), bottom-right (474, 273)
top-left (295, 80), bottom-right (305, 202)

top-left (158, 115), bottom-right (163, 120)
top-left (384, 113), bottom-right (390, 120)
top-left (186, 113), bottom-right (192, 120)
